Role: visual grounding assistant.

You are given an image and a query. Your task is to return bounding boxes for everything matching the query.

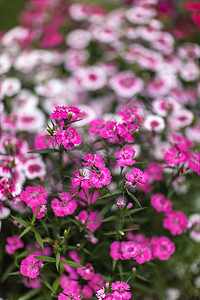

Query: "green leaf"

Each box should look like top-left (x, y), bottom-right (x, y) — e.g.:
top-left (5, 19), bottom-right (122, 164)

top-left (39, 275), bottom-right (53, 292)
top-left (34, 256), bottom-right (56, 262)
top-left (99, 215), bottom-right (117, 223)
top-left (95, 200), bottom-right (114, 222)
top-left (34, 232), bottom-right (44, 249)
top-left (11, 216), bottom-right (29, 228)
top-left (19, 288), bottom-right (41, 300)
top-left (60, 260), bottom-right (83, 268)
top-left (104, 231), bottom-right (118, 236)
top-left (126, 189), bottom-right (143, 209)
top-left (7, 271), bottom-right (21, 276)
top-left (125, 207), bottom-right (146, 217)
top-left (32, 204), bottom-right (41, 223)
top-left (55, 252), bottom-right (60, 271)
top-left (136, 274), bottom-right (151, 282)
top-left (52, 276), bottom-right (61, 294)
top-left (19, 226), bottom-right (32, 238)
top-left (16, 249), bottom-right (38, 259)
top-left (98, 189), bottom-right (122, 199)
top-left (112, 259), bottom-right (117, 271)
top-left (28, 148), bottom-right (58, 154)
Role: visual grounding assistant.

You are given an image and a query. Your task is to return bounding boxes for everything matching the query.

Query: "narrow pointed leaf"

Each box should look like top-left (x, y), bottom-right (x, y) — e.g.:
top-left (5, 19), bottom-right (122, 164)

top-left (32, 204), bottom-right (41, 223)
top-left (56, 252), bottom-right (60, 271)
top-left (52, 276), bottom-right (61, 294)
top-left (60, 260), bottom-right (83, 267)
top-left (98, 189), bottom-right (121, 200)
top-left (11, 216), bottom-right (29, 228)
top-left (34, 256), bottom-right (56, 262)
top-left (126, 189), bottom-right (143, 209)
top-left (28, 148), bottom-right (58, 154)
top-left (34, 232), bottom-right (44, 249)
top-left (19, 288), bottom-right (41, 300)
top-left (19, 226), bottom-right (32, 238)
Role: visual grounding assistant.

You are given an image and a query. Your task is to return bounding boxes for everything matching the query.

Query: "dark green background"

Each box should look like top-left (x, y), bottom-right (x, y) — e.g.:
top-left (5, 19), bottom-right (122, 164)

top-left (0, 0), bottom-right (28, 30)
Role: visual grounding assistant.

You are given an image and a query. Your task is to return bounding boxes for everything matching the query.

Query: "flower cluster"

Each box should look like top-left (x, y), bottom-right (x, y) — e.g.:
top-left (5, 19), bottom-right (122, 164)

top-left (1, 0), bottom-right (200, 299)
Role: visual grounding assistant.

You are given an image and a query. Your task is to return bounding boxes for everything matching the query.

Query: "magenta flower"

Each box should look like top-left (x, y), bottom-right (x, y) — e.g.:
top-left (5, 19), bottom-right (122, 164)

top-left (99, 121), bottom-right (117, 139)
top-left (82, 153), bottom-right (105, 168)
top-left (110, 241), bottom-right (123, 260)
top-left (125, 167), bottom-right (149, 187)
top-left (71, 170), bottom-right (91, 188)
top-left (20, 255), bottom-right (44, 279)
top-left (113, 290), bottom-right (132, 300)
top-left (76, 210), bottom-right (103, 232)
top-left (151, 237), bottom-right (175, 260)
top-left (189, 150), bottom-right (200, 175)
top-left (115, 146), bottom-right (136, 167)
top-left (51, 192), bottom-right (77, 217)
top-left (89, 167), bottom-right (111, 188)
top-left (111, 281), bottom-right (130, 291)
top-left (51, 106), bottom-right (81, 122)
top-left (55, 128), bottom-right (82, 149)
top-left (121, 241), bottom-right (140, 259)
top-left (163, 210), bottom-right (188, 235)
top-left (134, 246), bottom-right (152, 264)
top-left (5, 235), bottom-right (24, 254)
top-left (20, 185), bottom-right (48, 218)
top-left (164, 148), bottom-right (190, 165)
top-left (150, 194), bottom-right (172, 212)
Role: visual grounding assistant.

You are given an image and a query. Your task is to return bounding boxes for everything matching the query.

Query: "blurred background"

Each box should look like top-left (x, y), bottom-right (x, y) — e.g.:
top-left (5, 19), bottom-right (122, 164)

top-left (0, 0), bottom-right (190, 31)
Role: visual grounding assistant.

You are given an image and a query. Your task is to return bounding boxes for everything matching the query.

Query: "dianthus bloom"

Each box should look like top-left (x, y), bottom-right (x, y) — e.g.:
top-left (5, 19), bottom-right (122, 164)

top-left (111, 281), bottom-right (130, 291)
top-left (188, 150), bottom-right (200, 175)
top-left (76, 210), bottom-right (103, 232)
top-left (115, 146), bottom-right (136, 167)
top-left (163, 210), bottom-right (188, 235)
top-left (89, 167), bottom-right (111, 188)
top-left (55, 128), bottom-right (82, 149)
top-left (71, 169), bottom-right (91, 188)
top-left (5, 235), bottom-right (24, 254)
top-left (51, 106), bottom-right (81, 122)
top-left (51, 192), bottom-right (77, 217)
top-left (125, 167), bottom-right (149, 187)
top-left (150, 194), bottom-right (172, 212)
top-left (20, 255), bottom-right (44, 279)
top-left (20, 185), bottom-right (49, 218)
top-left (82, 153), bottom-right (105, 168)
top-left (151, 237), bottom-right (175, 260)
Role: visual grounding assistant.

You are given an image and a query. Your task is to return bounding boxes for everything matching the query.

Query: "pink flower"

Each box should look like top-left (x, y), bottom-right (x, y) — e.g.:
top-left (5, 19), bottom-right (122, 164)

top-left (51, 192), bottom-right (77, 217)
top-left (20, 255), bottom-right (44, 279)
top-left (55, 128), bottom-right (82, 149)
top-left (170, 135), bottom-right (194, 152)
top-left (115, 146), bottom-right (136, 167)
top-left (110, 71), bottom-right (144, 98)
top-left (71, 170), bottom-right (91, 189)
top-left (110, 241), bottom-right (123, 260)
top-left (113, 290), bottom-right (132, 300)
top-left (82, 153), bottom-right (105, 168)
top-left (116, 123), bottom-right (135, 143)
top-left (99, 122), bottom-right (117, 139)
top-left (146, 163), bottom-right (163, 181)
top-left (75, 188), bottom-right (99, 206)
top-left (89, 167), bottom-right (111, 188)
top-left (189, 150), bottom-right (200, 175)
top-left (51, 106), bottom-right (81, 122)
top-left (20, 186), bottom-right (48, 218)
top-left (0, 178), bottom-right (21, 198)
top-left (163, 210), bottom-right (188, 235)
top-left (5, 235), bottom-right (24, 254)
top-left (150, 194), bottom-right (172, 212)
top-left (134, 246), bottom-right (152, 264)
top-left (78, 263), bottom-right (95, 280)
top-left (121, 241), bottom-right (140, 259)
top-left (125, 167), bottom-right (149, 187)
top-left (164, 148), bottom-right (190, 165)
top-left (151, 237), bottom-right (175, 260)
top-left (76, 210), bottom-right (103, 232)
top-left (89, 274), bottom-right (105, 292)
top-left (111, 281), bottom-right (130, 291)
